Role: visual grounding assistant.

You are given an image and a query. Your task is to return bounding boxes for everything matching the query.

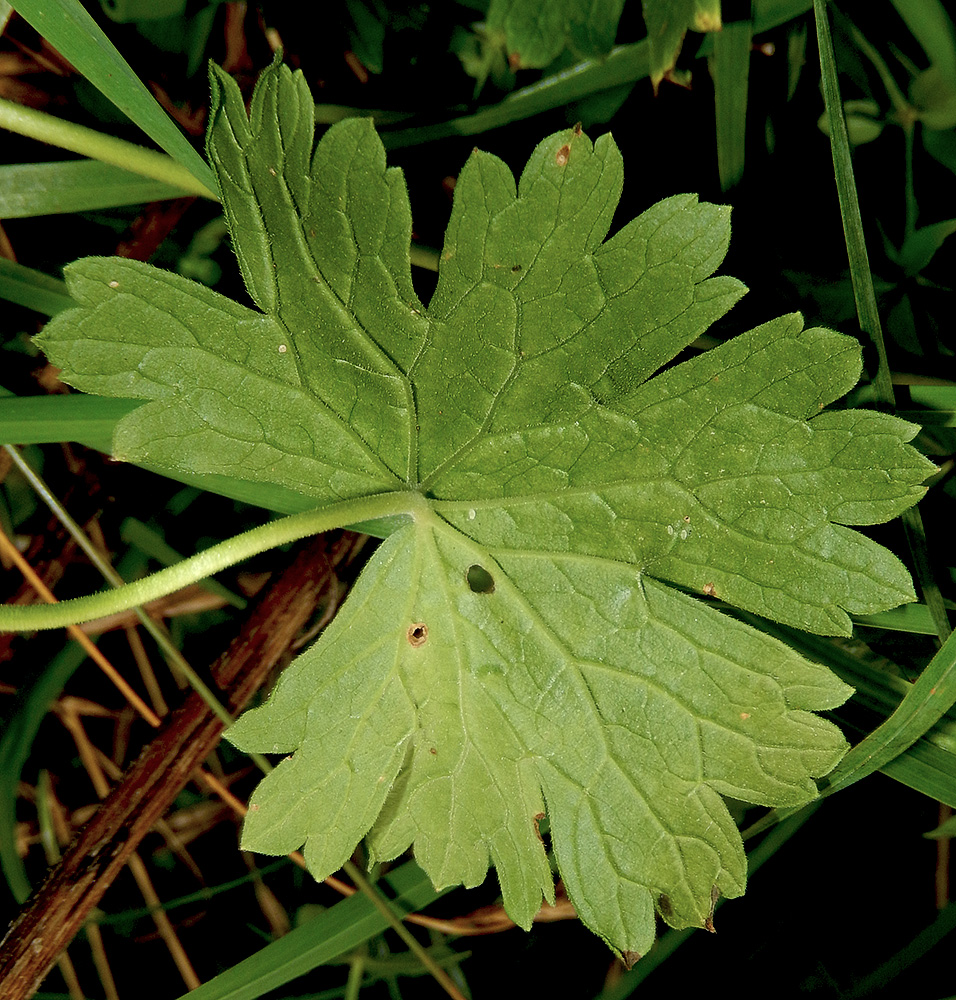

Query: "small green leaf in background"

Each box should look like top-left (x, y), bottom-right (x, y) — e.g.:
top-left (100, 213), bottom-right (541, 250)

top-left (32, 59), bottom-right (934, 959)
top-left (486, 0), bottom-right (627, 69)
top-left (641, 0), bottom-right (722, 89)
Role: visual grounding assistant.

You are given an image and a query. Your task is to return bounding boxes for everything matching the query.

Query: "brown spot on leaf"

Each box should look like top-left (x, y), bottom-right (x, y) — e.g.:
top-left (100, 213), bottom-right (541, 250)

top-left (620, 951), bottom-right (642, 970)
top-left (429, 747), bottom-right (437, 755)
top-left (573, 121), bottom-right (583, 136)
top-left (555, 144), bottom-right (571, 167)
top-left (407, 623), bottom-right (428, 646)
top-left (702, 582), bottom-right (716, 597)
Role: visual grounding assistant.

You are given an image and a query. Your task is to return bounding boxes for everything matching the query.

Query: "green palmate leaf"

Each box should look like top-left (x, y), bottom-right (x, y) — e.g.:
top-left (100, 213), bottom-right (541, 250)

top-left (33, 60), bottom-right (933, 958)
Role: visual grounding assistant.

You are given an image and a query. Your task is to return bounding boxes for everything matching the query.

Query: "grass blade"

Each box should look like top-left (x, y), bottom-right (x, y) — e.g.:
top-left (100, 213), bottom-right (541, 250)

top-left (0, 99), bottom-right (216, 198)
top-left (813, 0), bottom-right (894, 405)
top-left (854, 604), bottom-right (947, 635)
top-left (0, 258), bottom-right (73, 315)
top-left (814, 0), bottom-right (950, 642)
top-left (0, 395), bottom-right (142, 452)
top-left (0, 160), bottom-right (195, 218)
top-left (171, 861), bottom-right (445, 1000)
top-left (8, 0), bottom-right (215, 192)
top-left (820, 628), bottom-right (956, 796)
top-left (710, 15), bottom-right (753, 191)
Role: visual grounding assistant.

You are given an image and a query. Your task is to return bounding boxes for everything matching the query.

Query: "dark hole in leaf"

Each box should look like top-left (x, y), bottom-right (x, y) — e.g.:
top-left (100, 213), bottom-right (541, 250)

top-left (466, 564), bottom-right (495, 593)
top-left (407, 623), bottom-right (427, 646)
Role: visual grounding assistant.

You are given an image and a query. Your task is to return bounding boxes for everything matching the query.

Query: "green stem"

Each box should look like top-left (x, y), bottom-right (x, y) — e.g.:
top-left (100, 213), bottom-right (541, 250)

top-left (343, 950), bottom-right (365, 1000)
top-left (0, 490), bottom-right (424, 633)
top-left (0, 98), bottom-right (218, 200)
top-left (4, 444), bottom-right (242, 730)
top-left (903, 118), bottom-right (918, 245)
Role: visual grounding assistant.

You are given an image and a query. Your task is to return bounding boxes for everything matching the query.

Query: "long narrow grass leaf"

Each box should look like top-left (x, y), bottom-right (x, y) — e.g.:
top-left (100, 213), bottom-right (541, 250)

top-left (0, 160), bottom-right (193, 219)
top-left (819, 628), bottom-right (956, 796)
top-left (0, 395), bottom-right (142, 452)
top-left (815, 0), bottom-right (950, 642)
top-left (172, 862), bottom-right (444, 1000)
top-left (8, 0), bottom-right (215, 192)
top-left (813, 0), bottom-right (894, 406)
top-left (711, 16), bottom-right (753, 191)
top-left (0, 99), bottom-right (216, 198)
top-left (879, 736), bottom-right (956, 808)
top-left (854, 603), bottom-right (944, 635)
top-left (0, 258), bottom-right (73, 315)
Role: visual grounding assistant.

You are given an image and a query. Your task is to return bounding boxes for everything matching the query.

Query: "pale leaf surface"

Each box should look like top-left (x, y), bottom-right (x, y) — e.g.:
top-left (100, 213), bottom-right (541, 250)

top-left (34, 60), bottom-right (933, 957)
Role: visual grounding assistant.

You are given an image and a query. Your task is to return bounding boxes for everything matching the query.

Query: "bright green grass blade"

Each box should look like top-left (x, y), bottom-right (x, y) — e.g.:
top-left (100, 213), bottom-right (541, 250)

top-left (0, 99), bottom-right (216, 198)
top-left (899, 385), bottom-right (956, 426)
top-left (711, 16), bottom-right (753, 191)
top-left (879, 735), bottom-right (956, 809)
top-left (8, 0), bottom-right (215, 192)
top-left (908, 385), bottom-right (956, 407)
top-left (813, 0), bottom-right (894, 407)
top-left (854, 603), bottom-right (943, 635)
top-left (0, 160), bottom-right (192, 219)
top-left (171, 861), bottom-right (445, 1000)
top-left (0, 258), bottom-right (73, 315)
top-left (0, 395), bottom-right (142, 452)
top-left (820, 628), bottom-right (956, 796)
top-left (815, 0), bottom-right (949, 643)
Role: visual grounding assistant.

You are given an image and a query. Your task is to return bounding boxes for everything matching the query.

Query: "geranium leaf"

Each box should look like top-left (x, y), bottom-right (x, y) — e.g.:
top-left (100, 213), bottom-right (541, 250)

top-left (33, 59), bottom-right (933, 958)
